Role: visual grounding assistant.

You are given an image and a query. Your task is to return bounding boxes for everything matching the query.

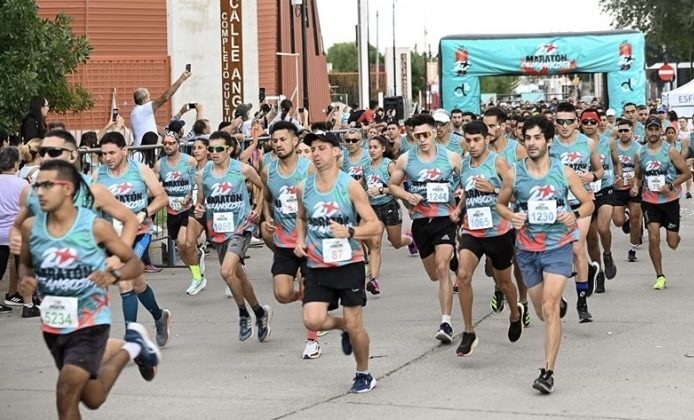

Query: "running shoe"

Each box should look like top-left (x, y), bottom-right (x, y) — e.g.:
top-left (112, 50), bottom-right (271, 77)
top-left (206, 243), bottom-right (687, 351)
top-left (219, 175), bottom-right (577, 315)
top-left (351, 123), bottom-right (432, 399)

top-left (653, 275), bottom-right (666, 290)
top-left (508, 303), bottom-right (524, 343)
top-left (532, 368), bottom-right (554, 394)
top-left (595, 272), bottom-right (605, 294)
top-left (405, 230), bottom-right (418, 255)
top-left (186, 277), bottom-right (207, 295)
top-left (144, 264), bottom-right (162, 273)
top-left (435, 322), bottom-right (453, 344)
top-left (257, 305), bottom-right (273, 342)
top-left (628, 249), bottom-right (638, 262)
top-left (341, 331), bottom-right (352, 355)
top-left (4, 292), bottom-right (23, 306)
top-left (522, 301), bottom-right (531, 327)
top-left (22, 305), bottom-right (40, 318)
top-left (125, 322), bottom-right (161, 382)
top-left (490, 286), bottom-right (505, 313)
top-left (687, 192), bottom-right (692, 199)
top-left (224, 285), bottom-right (233, 298)
top-left (316, 330), bottom-right (328, 337)
top-left (366, 278), bottom-right (381, 295)
top-left (456, 331), bottom-right (478, 356)
top-left (577, 300), bottom-right (593, 323)
top-left (350, 372), bottom-right (377, 393)
top-left (239, 315), bottom-right (254, 341)
top-left (587, 261), bottom-right (600, 297)
top-left (302, 340), bottom-right (321, 359)
top-left (603, 253), bottom-right (617, 279)
top-left (155, 309), bottom-right (172, 347)
top-left (0, 303), bottom-right (12, 312)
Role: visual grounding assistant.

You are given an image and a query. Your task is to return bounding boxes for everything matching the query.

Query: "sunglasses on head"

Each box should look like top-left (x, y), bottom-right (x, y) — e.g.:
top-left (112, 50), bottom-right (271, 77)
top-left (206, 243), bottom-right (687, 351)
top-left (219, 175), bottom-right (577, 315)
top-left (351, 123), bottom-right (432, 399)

top-left (344, 138), bottom-right (361, 144)
top-left (31, 180), bottom-right (72, 192)
top-left (555, 118), bottom-right (576, 126)
top-left (38, 147), bottom-right (71, 158)
top-left (207, 145), bottom-right (230, 153)
top-left (581, 119), bottom-right (598, 126)
top-left (413, 131), bottom-right (434, 140)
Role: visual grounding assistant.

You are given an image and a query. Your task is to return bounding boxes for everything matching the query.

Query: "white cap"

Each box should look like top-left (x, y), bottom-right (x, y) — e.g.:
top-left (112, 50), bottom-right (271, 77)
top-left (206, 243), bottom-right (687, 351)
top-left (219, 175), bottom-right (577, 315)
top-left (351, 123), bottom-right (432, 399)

top-left (606, 108), bottom-right (616, 116)
top-left (432, 108), bottom-right (451, 124)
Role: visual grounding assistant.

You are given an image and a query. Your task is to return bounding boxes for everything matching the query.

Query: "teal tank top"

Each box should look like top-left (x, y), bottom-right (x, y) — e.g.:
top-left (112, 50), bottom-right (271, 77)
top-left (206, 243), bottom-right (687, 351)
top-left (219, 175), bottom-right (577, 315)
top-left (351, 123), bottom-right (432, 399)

top-left (158, 153), bottom-right (196, 215)
top-left (498, 139), bottom-right (520, 164)
top-left (97, 159), bottom-right (148, 214)
top-left (303, 171), bottom-right (364, 268)
top-left (640, 142), bottom-right (679, 204)
top-left (341, 148), bottom-right (370, 181)
top-left (405, 145), bottom-right (457, 219)
top-left (596, 136), bottom-right (615, 189)
top-left (400, 135), bottom-right (416, 155)
top-left (267, 157), bottom-right (311, 248)
top-left (363, 157), bottom-right (395, 206)
top-left (550, 133), bottom-right (594, 204)
top-left (201, 159), bottom-right (254, 243)
top-left (616, 140), bottom-right (641, 191)
top-left (30, 208), bottom-right (110, 335)
top-left (513, 158), bottom-right (578, 252)
top-left (460, 152), bottom-right (510, 238)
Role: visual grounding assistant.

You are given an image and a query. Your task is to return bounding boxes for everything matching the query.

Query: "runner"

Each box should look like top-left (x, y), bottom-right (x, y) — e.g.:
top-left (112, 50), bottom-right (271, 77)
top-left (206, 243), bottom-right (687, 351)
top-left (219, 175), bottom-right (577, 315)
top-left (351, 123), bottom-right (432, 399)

top-left (550, 102), bottom-right (603, 323)
top-left (496, 115), bottom-right (594, 394)
top-left (612, 118), bottom-right (644, 262)
top-left (18, 159), bottom-right (160, 419)
top-left (384, 120), bottom-right (402, 158)
top-left (294, 131), bottom-right (382, 393)
top-left (362, 135), bottom-right (416, 295)
top-left (622, 103), bottom-right (645, 144)
top-left (454, 120), bottom-right (523, 357)
top-left (153, 134), bottom-right (201, 294)
top-left (196, 130), bottom-right (273, 341)
top-left (399, 117), bottom-right (418, 156)
top-left (96, 132), bottom-right (172, 346)
top-left (580, 109), bottom-right (621, 293)
top-left (389, 113), bottom-right (463, 344)
top-left (635, 116), bottom-right (690, 289)
top-left (261, 121), bottom-right (321, 359)
top-left (340, 128), bottom-right (370, 181)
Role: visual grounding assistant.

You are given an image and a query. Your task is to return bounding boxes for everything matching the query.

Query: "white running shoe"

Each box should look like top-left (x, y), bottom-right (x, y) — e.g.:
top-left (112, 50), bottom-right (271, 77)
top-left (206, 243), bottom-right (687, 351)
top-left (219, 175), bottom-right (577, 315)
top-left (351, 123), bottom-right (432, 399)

top-left (186, 278), bottom-right (207, 295)
top-left (197, 246), bottom-right (206, 275)
top-left (302, 340), bottom-right (321, 359)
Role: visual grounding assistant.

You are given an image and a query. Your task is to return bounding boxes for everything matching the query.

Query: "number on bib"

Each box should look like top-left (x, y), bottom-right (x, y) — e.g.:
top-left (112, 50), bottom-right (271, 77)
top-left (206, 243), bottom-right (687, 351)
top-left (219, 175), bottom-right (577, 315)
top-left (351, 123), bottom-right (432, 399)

top-left (169, 197), bottom-right (185, 212)
top-left (280, 193), bottom-right (298, 215)
top-left (527, 200), bottom-right (557, 224)
top-left (467, 207), bottom-right (493, 230)
top-left (322, 238), bottom-right (352, 263)
top-left (40, 296), bottom-right (79, 329)
top-left (213, 212), bottom-right (235, 233)
top-left (589, 179), bottom-right (602, 193)
top-left (426, 183), bottom-right (449, 203)
top-left (646, 175), bottom-right (665, 192)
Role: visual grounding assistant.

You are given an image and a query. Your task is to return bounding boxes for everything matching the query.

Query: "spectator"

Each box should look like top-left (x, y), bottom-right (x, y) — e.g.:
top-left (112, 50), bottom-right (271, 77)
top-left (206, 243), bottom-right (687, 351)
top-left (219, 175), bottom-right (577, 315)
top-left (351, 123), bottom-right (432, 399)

top-left (97, 114), bottom-right (133, 146)
top-left (79, 131), bottom-right (99, 175)
top-left (0, 147), bottom-right (27, 311)
top-left (20, 96), bottom-right (49, 141)
top-left (18, 138), bottom-right (41, 183)
top-left (0, 129), bottom-right (8, 148)
top-left (131, 69), bottom-right (191, 146)
top-left (358, 100), bottom-right (378, 125)
top-left (132, 131), bottom-right (160, 167)
top-left (268, 99), bottom-right (303, 132)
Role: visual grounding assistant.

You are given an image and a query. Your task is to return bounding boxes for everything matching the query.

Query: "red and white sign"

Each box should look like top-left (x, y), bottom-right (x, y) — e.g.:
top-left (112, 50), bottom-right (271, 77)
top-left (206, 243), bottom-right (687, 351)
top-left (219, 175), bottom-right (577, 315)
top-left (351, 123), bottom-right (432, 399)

top-left (658, 64), bottom-right (675, 82)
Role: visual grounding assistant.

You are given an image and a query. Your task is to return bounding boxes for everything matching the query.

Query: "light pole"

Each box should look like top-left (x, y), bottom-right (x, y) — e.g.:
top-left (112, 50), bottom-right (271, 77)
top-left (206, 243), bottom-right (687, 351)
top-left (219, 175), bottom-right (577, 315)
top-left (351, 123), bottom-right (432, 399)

top-left (300, 0), bottom-right (310, 111)
top-left (392, 0), bottom-right (396, 96)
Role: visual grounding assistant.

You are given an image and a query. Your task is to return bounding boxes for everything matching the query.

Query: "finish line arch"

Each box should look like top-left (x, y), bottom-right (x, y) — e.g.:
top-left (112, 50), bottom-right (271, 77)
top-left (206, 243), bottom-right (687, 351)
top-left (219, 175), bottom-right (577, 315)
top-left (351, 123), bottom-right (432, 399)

top-left (439, 30), bottom-right (645, 114)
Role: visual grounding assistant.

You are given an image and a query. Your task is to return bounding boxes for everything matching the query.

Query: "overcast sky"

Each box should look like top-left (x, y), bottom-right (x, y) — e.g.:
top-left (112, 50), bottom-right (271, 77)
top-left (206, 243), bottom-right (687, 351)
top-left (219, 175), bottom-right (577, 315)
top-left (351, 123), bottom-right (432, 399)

top-left (315, 0), bottom-right (616, 54)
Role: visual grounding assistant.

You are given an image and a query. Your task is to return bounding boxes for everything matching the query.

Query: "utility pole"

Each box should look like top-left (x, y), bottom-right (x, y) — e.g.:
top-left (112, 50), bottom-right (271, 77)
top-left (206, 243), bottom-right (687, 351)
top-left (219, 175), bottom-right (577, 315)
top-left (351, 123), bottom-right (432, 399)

top-left (300, 0), bottom-right (310, 111)
top-left (375, 10), bottom-right (379, 91)
top-left (357, 0), bottom-right (370, 108)
top-left (392, 0), bottom-right (396, 96)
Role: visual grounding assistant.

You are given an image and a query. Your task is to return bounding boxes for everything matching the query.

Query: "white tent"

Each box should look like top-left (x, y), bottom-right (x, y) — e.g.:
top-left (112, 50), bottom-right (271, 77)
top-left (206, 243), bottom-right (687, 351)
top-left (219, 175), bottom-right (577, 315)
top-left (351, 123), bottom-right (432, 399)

top-left (662, 79), bottom-right (694, 118)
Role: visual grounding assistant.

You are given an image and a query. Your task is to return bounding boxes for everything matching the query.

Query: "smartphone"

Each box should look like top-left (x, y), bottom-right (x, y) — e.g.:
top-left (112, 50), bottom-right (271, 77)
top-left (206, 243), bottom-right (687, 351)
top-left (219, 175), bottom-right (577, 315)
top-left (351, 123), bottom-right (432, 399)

top-left (259, 87), bottom-right (266, 102)
top-left (186, 63), bottom-right (191, 72)
top-left (111, 108), bottom-right (119, 122)
top-left (298, 107), bottom-right (305, 113)
top-left (188, 103), bottom-right (196, 110)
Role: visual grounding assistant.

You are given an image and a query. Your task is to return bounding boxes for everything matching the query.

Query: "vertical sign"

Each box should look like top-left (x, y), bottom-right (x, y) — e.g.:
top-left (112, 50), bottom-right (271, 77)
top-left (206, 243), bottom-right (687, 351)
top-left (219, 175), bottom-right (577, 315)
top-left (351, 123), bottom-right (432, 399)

top-left (220, 0), bottom-right (243, 121)
top-left (400, 52), bottom-right (409, 99)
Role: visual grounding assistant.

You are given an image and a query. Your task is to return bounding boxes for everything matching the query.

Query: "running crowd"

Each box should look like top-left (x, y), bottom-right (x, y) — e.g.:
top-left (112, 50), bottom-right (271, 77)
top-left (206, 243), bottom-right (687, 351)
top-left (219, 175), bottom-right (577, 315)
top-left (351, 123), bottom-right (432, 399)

top-left (2, 79), bottom-right (694, 418)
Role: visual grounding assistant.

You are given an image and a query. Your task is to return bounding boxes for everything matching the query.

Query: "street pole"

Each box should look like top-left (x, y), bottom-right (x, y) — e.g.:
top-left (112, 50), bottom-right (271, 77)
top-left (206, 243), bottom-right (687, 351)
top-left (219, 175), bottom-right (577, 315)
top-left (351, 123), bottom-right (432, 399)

top-left (301, 0), bottom-right (310, 111)
top-left (357, 0), bottom-right (370, 108)
top-left (376, 10), bottom-right (379, 91)
top-left (392, 0), bottom-right (396, 96)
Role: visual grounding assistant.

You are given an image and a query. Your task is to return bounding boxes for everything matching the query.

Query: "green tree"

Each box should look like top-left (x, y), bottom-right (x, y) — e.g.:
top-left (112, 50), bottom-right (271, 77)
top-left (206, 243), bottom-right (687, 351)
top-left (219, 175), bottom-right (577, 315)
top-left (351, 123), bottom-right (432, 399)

top-left (327, 42), bottom-right (384, 72)
top-left (410, 50), bottom-right (427, 99)
top-left (480, 76), bottom-right (519, 95)
top-left (0, 0), bottom-right (92, 132)
top-left (599, 0), bottom-right (694, 66)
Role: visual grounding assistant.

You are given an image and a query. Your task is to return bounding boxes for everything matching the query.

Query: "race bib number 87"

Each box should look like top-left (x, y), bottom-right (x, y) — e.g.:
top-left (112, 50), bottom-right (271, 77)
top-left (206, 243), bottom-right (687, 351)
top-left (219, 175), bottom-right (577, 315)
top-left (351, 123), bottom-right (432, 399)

top-left (322, 238), bottom-right (352, 263)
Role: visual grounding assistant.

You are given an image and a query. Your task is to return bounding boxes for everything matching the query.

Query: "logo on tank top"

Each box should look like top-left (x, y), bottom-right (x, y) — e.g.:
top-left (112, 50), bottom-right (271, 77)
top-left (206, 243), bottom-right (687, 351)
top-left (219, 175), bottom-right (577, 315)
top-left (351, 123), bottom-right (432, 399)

top-left (560, 151), bottom-right (583, 164)
top-left (645, 160), bottom-right (663, 172)
top-left (308, 201), bottom-right (351, 234)
top-left (463, 175), bottom-right (484, 191)
top-left (211, 182), bottom-right (234, 196)
top-left (42, 247), bottom-right (79, 268)
top-left (418, 168), bottom-right (442, 181)
top-left (108, 182), bottom-right (133, 195)
top-left (528, 185), bottom-right (556, 200)
top-left (618, 154), bottom-right (633, 165)
top-left (165, 171), bottom-right (182, 182)
top-left (366, 175), bottom-right (382, 186)
top-left (348, 165), bottom-right (364, 179)
top-left (207, 182), bottom-right (243, 210)
top-left (37, 247), bottom-right (95, 287)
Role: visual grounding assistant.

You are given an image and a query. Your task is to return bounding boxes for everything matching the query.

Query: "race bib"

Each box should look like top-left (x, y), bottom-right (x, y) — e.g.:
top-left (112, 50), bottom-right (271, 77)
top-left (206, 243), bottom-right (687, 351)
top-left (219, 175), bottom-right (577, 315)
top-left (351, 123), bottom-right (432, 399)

top-left (213, 212), bottom-right (235, 233)
top-left (589, 180), bottom-right (602, 193)
top-left (527, 200), bottom-right (557, 224)
top-left (322, 238), bottom-right (352, 263)
top-left (646, 175), bottom-right (665, 192)
top-left (168, 196), bottom-right (186, 212)
top-left (426, 183), bottom-right (449, 203)
top-left (112, 219), bottom-right (124, 236)
top-left (40, 296), bottom-right (79, 329)
top-left (622, 170), bottom-right (635, 184)
top-left (280, 193), bottom-right (298, 215)
top-left (467, 207), bottom-right (493, 230)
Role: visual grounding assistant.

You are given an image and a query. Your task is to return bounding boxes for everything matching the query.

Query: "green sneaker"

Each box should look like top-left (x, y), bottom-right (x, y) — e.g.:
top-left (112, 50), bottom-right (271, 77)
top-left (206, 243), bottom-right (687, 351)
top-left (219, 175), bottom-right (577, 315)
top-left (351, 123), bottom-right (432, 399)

top-left (522, 301), bottom-right (531, 327)
top-left (653, 276), bottom-right (666, 290)
top-left (490, 287), bottom-right (505, 313)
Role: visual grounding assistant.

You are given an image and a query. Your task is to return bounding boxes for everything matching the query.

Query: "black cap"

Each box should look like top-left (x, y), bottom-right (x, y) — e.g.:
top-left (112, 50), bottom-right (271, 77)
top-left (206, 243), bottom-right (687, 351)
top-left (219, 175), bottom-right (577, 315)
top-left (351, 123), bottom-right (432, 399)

top-left (167, 119), bottom-right (185, 133)
top-left (645, 116), bottom-right (661, 128)
top-left (303, 131), bottom-right (340, 147)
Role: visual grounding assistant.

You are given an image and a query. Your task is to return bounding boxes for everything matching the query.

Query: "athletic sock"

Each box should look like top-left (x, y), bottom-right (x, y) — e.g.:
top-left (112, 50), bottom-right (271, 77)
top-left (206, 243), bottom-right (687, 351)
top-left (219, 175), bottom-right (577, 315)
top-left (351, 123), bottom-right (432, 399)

top-left (137, 285), bottom-right (163, 321)
top-left (441, 314), bottom-right (452, 325)
top-left (252, 304), bottom-right (265, 319)
top-left (190, 265), bottom-right (202, 281)
top-left (576, 282), bottom-right (588, 300)
top-left (122, 342), bottom-right (142, 361)
top-left (121, 291), bottom-right (138, 324)
top-left (307, 330), bottom-right (318, 341)
top-left (239, 305), bottom-right (250, 318)
top-left (629, 243), bottom-right (638, 251)
top-left (356, 370), bottom-right (370, 376)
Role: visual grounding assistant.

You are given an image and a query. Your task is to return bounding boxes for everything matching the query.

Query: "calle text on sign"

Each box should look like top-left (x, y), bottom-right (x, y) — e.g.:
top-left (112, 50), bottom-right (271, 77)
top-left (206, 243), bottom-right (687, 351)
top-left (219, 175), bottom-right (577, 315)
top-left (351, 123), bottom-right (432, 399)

top-left (220, 0), bottom-right (243, 120)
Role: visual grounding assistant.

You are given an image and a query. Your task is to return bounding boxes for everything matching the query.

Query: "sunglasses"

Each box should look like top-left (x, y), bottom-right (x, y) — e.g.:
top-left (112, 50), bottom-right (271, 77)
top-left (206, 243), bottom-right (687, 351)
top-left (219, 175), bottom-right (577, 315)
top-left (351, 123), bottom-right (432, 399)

top-left (413, 131), bottom-right (434, 140)
top-left (38, 147), bottom-right (71, 158)
top-left (31, 180), bottom-right (72, 192)
top-left (163, 140), bottom-right (178, 146)
top-left (344, 138), bottom-right (361, 144)
top-left (618, 128), bottom-right (630, 133)
top-left (207, 145), bottom-right (230, 153)
top-left (581, 119), bottom-right (598, 126)
top-left (555, 118), bottom-right (576, 126)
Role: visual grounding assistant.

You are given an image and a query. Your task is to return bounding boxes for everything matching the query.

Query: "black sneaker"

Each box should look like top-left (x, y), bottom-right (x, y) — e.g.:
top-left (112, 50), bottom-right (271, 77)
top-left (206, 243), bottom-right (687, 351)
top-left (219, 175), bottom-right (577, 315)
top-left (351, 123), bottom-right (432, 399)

top-left (603, 253), bottom-right (617, 280)
top-left (586, 261), bottom-right (599, 297)
top-left (4, 293), bottom-right (23, 306)
top-left (595, 272), bottom-right (605, 294)
top-left (341, 331), bottom-right (352, 355)
top-left (508, 303), bottom-right (524, 343)
top-left (435, 322), bottom-right (453, 344)
top-left (449, 254), bottom-right (459, 274)
top-left (522, 301), bottom-right (531, 327)
top-left (22, 305), bottom-right (40, 318)
top-left (577, 300), bottom-right (593, 323)
top-left (456, 331), bottom-right (478, 356)
top-left (559, 297), bottom-right (567, 319)
top-left (687, 192), bottom-right (692, 199)
top-left (490, 286), bottom-right (505, 313)
top-left (532, 368), bottom-right (554, 394)
top-left (0, 303), bottom-right (12, 312)
top-left (628, 249), bottom-right (637, 262)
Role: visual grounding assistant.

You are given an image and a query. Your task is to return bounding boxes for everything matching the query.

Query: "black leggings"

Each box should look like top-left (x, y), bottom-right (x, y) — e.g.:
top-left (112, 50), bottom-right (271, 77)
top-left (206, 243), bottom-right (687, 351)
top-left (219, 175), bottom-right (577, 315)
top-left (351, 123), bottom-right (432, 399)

top-left (0, 245), bottom-right (18, 281)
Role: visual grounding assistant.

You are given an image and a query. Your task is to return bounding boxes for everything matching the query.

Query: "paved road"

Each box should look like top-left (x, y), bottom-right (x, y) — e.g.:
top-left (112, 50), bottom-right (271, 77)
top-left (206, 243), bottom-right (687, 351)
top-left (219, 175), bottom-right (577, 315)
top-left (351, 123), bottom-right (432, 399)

top-left (3, 204), bottom-right (694, 419)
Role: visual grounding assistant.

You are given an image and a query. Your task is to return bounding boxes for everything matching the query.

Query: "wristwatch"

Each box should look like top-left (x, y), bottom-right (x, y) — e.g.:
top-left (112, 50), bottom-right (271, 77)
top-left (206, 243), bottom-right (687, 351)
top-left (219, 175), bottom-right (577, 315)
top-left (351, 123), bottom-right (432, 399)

top-left (109, 270), bottom-right (122, 284)
top-left (493, 187), bottom-right (500, 195)
top-left (378, 186), bottom-right (384, 194)
top-left (348, 227), bottom-right (355, 239)
top-left (666, 182), bottom-right (674, 191)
